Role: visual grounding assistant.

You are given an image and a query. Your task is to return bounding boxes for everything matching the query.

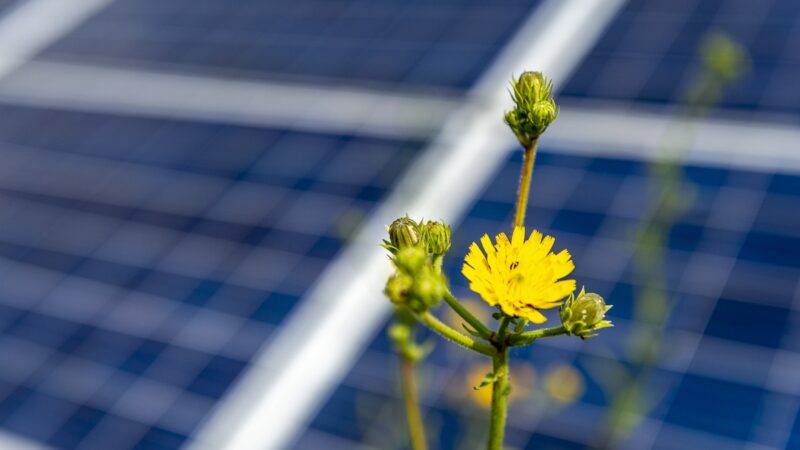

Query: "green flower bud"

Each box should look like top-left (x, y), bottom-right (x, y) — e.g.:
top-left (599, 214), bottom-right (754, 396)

top-left (411, 266), bottom-right (446, 309)
top-left (388, 322), bottom-right (410, 344)
top-left (505, 71), bottom-right (559, 148)
top-left (700, 33), bottom-right (749, 82)
top-left (385, 272), bottom-right (413, 305)
top-left (560, 287), bottom-right (613, 339)
top-left (422, 220), bottom-right (451, 256)
top-left (393, 245), bottom-right (428, 275)
top-left (386, 216), bottom-right (421, 252)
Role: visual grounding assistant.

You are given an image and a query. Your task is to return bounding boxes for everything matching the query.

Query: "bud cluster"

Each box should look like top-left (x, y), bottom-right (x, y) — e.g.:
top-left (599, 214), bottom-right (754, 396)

top-left (559, 287), bottom-right (613, 339)
top-left (504, 71), bottom-right (558, 148)
top-left (383, 216), bottom-right (452, 312)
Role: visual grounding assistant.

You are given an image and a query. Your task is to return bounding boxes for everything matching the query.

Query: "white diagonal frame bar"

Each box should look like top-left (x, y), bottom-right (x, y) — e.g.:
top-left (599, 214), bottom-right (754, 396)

top-left (0, 0), bottom-right (115, 448)
top-left (189, 0), bottom-right (628, 449)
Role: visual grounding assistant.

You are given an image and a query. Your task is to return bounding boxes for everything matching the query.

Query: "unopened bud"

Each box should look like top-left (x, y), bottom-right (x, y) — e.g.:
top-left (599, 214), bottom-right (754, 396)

top-left (385, 272), bottom-right (413, 305)
top-left (387, 216), bottom-right (421, 251)
top-left (505, 71), bottom-right (558, 147)
top-left (412, 266), bottom-right (446, 309)
top-left (422, 220), bottom-right (451, 256)
top-left (560, 287), bottom-right (613, 339)
top-left (393, 246), bottom-right (428, 275)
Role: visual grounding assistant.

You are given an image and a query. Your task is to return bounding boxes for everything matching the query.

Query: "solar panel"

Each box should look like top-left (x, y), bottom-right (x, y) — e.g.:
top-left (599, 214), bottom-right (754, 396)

top-left (38, 0), bottom-right (542, 90)
top-left (561, 0), bottom-right (800, 117)
top-left (0, 103), bottom-right (422, 449)
top-left (300, 147), bottom-right (800, 449)
top-left (0, 0), bottom-right (796, 448)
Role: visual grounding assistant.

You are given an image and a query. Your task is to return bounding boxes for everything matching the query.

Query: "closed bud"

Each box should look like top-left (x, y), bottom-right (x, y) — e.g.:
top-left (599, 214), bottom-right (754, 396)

top-left (412, 266), bottom-right (446, 309)
top-left (393, 246), bottom-right (428, 275)
top-left (422, 220), bottom-right (451, 256)
top-left (700, 33), bottom-right (749, 82)
top-left (505, 71), bottom-right (559, 148)
top-left (387, 216), bottom-right (421, 251)
top-left (560, 287), bottom-right (613, 339)
top-left (385, 272), bottom-right (413, 305)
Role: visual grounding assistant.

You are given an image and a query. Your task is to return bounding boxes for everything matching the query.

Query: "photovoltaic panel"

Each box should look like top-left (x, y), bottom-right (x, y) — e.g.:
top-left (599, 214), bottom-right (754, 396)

top-left (0, 103), bottom-right (423, 449)
top-left (561, 0), bottom-right (800, 117)
top-left (299, 147), bottom-right (800, 449)
top-left (37, 0), bottom-right (541, 90)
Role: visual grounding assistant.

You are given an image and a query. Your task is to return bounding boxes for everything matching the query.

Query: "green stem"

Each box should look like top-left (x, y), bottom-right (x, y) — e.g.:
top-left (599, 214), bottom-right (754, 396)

top-left (487, 347), bottom-right (510, 450)
top-left (417, 311), bottom-right (495, 357)
top-left (513, 139), bottom-right (538, 228)
top-left (443, 291), bottom-right (493, 339)
top-left (496, 316), bottom-right (511, 343)
top-left (400, 356), bottom-right (427, 450)
top-left (433, 254), bottom-right (443, 273)
top-left (508, 325), bottom-right (567, 346)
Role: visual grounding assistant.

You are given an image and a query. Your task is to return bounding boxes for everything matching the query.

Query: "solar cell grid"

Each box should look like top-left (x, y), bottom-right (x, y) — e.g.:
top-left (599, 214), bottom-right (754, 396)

top-left (0, 103), bottom-right (422, 449)
top-left (562, 0), bottom-right (800, 117)
top-left (301, 147), bottom-right (800, 449)
top-left (38, 0), bottom-right (541, 90)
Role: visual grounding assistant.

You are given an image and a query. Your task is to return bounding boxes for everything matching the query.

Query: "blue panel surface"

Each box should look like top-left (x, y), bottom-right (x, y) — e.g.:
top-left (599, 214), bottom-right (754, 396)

top-left (0, 104), bottom-right (422, 449)
top-left (38, 0), bottom-right (541, 90)
top-left (562, 0), bottom-right (800, 117)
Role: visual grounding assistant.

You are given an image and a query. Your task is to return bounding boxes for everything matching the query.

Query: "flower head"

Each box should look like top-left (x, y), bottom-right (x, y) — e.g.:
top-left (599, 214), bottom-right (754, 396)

top-left (461, 226), bottom-right (575, 323)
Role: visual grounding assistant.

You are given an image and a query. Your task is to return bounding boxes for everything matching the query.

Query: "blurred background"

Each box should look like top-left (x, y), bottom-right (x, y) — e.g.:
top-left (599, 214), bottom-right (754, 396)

top-left (0, 0), bottom-right (797, 449)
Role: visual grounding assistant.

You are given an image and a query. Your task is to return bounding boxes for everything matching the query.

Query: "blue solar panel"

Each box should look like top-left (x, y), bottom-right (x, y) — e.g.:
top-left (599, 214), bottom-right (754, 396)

top-left (299, 148), bottom-right (800, 449)
top-left (38, 0), bottom-right (541, 90)
top-left (562, 0), bottom-right (800, 116)
top-left (0, 103), bottom-right (422, 449)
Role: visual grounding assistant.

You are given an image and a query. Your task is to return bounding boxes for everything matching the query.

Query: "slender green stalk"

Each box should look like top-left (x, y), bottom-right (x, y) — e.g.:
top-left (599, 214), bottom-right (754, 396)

top-left (433, 254), bottom-right (444, 273)
top-left (509, 325), bottom-right (567, 346)
top-left (513, 140), bottom-right (538, 228)
top-left (443, 291), bottom-right (493, 339)
top-left (487, 347), bottom-right (510, 450)
top-left (400, 356), bottom-right (427, 450)
top-left (417, 311), bottom-right (495, 356)
top-left (496, 317), bottom-right (511, 342)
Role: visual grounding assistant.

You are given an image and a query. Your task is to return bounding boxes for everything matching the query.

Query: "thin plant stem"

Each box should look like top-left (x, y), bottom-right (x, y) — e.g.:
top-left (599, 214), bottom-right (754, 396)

top-left (509, 325), bottom-right (568, 346)
top-left (487, 347), bottom-right (510, 450)
top-left (513, 139), bottom-right (538, 228)
top-left (443, 291), bottom-right (493, 339)
top-left (496, 316), bottom-right (511, 342)
top-left (400, 356), bottom-right (427, 450)
top-left (417, 311), bottom-right (496, 357)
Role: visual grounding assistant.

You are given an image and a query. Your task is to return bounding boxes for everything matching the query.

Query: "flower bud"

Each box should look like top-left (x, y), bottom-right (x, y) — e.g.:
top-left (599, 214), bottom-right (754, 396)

top-left (505, 71), bottom-right (558, 148)
top-left (387, 216), bottom-right (421, 251)
top-left (700, 33), bottom-right (749, 82)
top-left (393, 246), bottom-right (428, 275)
top-left (422, 220), bottom-right (451, 256)
top-left (411, 266), bottom-right (446, 309)
top-left (385, 272), bottom-right (413, 305)
top-left (560, 287), bottom-right (613, 339)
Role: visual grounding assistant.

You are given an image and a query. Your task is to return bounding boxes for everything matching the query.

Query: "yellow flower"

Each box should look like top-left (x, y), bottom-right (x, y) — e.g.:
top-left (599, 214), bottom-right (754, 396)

top-left (543, 364), bottom-right (584, 404)
top-left (461, 226), bottom-right (575, 323)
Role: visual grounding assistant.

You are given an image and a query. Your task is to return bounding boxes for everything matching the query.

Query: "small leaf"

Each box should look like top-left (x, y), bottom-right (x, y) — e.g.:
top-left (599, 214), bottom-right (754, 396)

top-left (474, 371), bottom-right (497, 390)
top-left (462, 323), bottom-right (482, 337)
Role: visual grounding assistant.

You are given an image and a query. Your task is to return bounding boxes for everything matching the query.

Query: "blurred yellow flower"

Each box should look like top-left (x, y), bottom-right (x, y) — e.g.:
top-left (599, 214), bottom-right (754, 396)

top-left (461, 226), bottom-right (575, 323)
top-left (543, 364), bottom-right (584, 404)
